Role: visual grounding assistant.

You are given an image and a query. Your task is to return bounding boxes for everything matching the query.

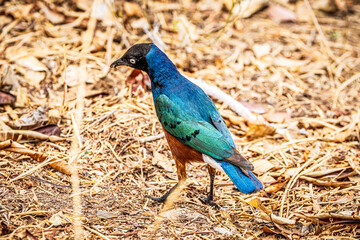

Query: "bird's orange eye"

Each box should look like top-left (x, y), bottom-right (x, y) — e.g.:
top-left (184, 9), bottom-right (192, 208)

top-left (130, 59), bottom-right (136, 64)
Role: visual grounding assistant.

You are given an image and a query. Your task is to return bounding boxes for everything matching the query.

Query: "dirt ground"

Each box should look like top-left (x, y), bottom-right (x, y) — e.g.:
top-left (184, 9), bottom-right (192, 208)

top-left (1, 0), bottom-right (360, 239)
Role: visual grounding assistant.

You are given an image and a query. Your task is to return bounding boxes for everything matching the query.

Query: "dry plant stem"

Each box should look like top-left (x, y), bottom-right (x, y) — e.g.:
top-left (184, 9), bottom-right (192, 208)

top-left (299, 212), bottom-right (360, 222)
top-left (90, 170), bottom-right (115, 194)
top-left (258, 212), bottom-right (295, 225)
top-left (62, 45), bottom-right (68, 107)
top-left (0, 130), bottom-right (65, 142)
top-left (334, 72), bottom-right (360, 106)
top-left (69, 0), bottom-right (99, 236)
top-left (4, 141), bottom-right (72, 175)
top-left (9, 156), bottom-right (57, 183)
top-left (0, 139), bottom-right (12, 149)
top-left (100, 27), bottom-right (116, 78)
top-left (304, 0), bottom-right (335, 60)
top-left (347, 156), bottom-right (360, 176)
top-left (279, 153), bottom-right (331, 217)
top-left (138, 133), bottom-right (165, 143)
top-left (299, 176), bottom-right (353, 187)
top-left (83, 225), bottom-right (111, 240)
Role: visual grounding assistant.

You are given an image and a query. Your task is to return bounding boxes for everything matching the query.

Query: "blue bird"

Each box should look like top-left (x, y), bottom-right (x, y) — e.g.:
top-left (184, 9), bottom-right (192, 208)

top-left (111, 43), bottom-right (262, 207)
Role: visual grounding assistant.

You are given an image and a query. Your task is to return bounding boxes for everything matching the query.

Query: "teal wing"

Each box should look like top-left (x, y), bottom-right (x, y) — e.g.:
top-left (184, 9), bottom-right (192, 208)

top-left (155, 94), bottom-right (233, 160)
top-left (210, 113), bottom-right (235, 147)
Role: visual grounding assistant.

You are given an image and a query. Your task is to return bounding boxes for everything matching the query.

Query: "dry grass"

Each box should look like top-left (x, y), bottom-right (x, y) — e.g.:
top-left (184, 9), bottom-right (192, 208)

top-left (1, 0), bottom-right (360, 239)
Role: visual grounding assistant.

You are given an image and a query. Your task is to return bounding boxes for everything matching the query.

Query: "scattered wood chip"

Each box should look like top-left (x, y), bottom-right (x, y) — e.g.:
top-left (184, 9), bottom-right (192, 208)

top-left (267, 4), bottom-right (296, 23)
top-left (246, 123), bottom-right (276, 140)
top-left (124, 2), bottom-right (143, 18)
top-left (264, 112), bottom-right (291, 123)
top-left (253, 159), bottom-right (275, 175)
top-left (37, 2), bottom-right (65, 24)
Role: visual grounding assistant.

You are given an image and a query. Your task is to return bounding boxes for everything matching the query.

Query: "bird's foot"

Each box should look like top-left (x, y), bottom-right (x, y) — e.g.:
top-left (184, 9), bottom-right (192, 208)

top-left (145, 184), bottom-right (177, 203)
top-left (145, 194), bottom-right (167, 203)
top-left (199, 196), bottom-right (220, 210)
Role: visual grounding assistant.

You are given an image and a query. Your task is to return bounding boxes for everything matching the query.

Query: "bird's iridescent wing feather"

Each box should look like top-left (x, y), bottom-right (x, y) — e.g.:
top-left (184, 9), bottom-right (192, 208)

top-left (155, 94), bottom-right (234, 160)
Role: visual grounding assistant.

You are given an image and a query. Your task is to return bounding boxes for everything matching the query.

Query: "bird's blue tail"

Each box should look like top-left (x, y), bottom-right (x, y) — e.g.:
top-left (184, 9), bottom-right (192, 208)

top-left (220, 161), bottom-right (263, 194)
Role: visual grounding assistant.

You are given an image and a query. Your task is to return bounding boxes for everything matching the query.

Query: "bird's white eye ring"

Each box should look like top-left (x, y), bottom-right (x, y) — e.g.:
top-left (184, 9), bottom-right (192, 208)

top-left (130, 59), bottom-right (136, 64)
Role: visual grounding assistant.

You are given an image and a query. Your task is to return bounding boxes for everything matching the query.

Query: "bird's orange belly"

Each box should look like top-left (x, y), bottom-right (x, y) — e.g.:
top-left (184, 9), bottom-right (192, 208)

top-left (163, 128), bottom-right (204, 164)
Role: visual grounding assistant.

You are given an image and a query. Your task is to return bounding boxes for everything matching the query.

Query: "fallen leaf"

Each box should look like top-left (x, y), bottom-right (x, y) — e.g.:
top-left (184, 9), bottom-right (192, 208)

top-left (0, 65), bottom-right (20, 90)
top-left (264, 112), bottom-right (291, 123)
top-left (33, 124), bottom-right (61, 137)
top-left (0, 91), bottom-right (16, 105)
top-left (127, 69), bottom-right (150, 95)
top-left (263, 226), bottom-right (285, 236)
top-left (213, 227), bottom-right (232, 235)
top-left (49, 211), bottom-right (68, 226)
top-left (248, 197), bottom-right (271, 214)
top-left (265, 181), bottom-right (286, 194)
top-left (260, 212), bottom-right (296, 225)
top-left (267, 4), bottom-right (296, 23)
top-left (14, 107), bottom-right (47, 128)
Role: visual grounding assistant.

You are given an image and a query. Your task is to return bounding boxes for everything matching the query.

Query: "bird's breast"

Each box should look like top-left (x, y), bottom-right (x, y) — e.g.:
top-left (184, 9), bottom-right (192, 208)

top-left (163, 128), bottom-right (203, 164)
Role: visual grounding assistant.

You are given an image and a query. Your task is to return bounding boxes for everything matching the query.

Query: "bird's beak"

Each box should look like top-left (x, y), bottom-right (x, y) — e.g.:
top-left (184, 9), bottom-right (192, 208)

top-left (110, 58), bottom-right (126, 68)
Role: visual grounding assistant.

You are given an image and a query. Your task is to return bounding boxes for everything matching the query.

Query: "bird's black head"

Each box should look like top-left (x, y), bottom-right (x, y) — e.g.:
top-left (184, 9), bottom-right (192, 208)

top-left (110, 43), bottom-right (153, 73)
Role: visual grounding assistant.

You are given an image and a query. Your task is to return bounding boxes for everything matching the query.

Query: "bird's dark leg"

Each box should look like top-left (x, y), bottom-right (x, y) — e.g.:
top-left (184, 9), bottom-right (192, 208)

top-left (200, 166), bottom-right (220, 209)
top-left (145, 158), bottom-right (186, 203)
top-left (145, 183), bottom-right (179, 202)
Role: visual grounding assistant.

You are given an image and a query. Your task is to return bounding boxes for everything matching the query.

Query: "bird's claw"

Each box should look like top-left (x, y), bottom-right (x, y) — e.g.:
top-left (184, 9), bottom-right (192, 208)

top-left (145, 194), bottom-right (167, 203)
top-left (199, 196), bottom-right (220, 210)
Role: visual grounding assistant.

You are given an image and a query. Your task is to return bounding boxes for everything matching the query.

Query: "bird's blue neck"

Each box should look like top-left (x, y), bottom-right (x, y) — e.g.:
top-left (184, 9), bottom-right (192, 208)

top-left (145, 45), bottom-right (182, 99)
